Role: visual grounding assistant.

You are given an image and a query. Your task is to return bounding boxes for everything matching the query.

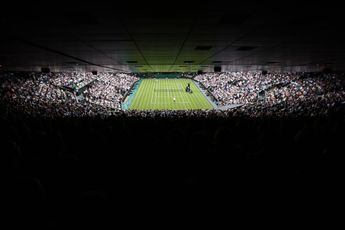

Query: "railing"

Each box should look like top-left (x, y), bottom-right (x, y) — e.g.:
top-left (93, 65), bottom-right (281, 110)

top-left (121, 79), bottom-right (142, 110)
top-left (193, 79), bottom-right (219, 105)
top-left (121, 79), bottom-right (141, 103)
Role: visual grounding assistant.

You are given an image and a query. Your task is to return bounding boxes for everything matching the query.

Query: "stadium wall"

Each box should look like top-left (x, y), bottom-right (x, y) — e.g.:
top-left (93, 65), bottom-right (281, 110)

top-left (121, 79), bottom-right (142, 110)
top-left (193, 79), bottom-right (219, 106)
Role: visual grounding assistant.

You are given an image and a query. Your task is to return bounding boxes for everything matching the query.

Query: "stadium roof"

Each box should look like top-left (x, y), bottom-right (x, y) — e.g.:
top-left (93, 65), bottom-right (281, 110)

top-left (1, 1), bottom-right (345, 72)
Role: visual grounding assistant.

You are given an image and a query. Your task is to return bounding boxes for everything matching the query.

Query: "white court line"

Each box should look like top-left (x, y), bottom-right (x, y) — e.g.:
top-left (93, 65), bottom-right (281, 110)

top-left (178, 81), bottom-right (188, 110)
top-left (165, 79), bottom-right (168, 109)
top-left (153, 102), bottom-right (190, 105)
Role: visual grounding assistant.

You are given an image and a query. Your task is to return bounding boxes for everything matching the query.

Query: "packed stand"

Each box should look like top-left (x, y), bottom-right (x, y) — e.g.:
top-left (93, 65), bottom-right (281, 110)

top-left (0, 72), bottom-right (138, 117)
top-left (48, 72), bottom-right (96, 91)
top-left (194, 71), bottom-right (345, 116)
top-left (84, 73), bottom-right (138, 110)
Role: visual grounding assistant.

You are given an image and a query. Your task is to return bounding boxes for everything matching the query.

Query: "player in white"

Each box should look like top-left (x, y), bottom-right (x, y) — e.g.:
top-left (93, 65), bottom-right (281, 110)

top-left (173, 97), bottom-right (176, 102)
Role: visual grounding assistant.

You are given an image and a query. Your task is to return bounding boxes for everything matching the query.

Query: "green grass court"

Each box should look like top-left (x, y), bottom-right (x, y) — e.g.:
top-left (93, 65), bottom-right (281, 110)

top-left (128, 79), bottom-right (214, 110)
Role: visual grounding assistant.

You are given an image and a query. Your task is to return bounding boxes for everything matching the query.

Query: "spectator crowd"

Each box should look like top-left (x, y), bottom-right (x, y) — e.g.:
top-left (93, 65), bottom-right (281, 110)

top-left (0, 72), bottom-right (138, 117)
top-left (194, 71), bottom-right (345, 116)
top-left (1, 71), bottom-right (344, 117)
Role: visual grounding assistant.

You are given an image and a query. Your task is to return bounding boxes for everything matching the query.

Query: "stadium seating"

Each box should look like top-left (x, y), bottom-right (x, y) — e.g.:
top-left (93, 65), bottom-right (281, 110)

top-left (1, 71), bottom-right (344, 117)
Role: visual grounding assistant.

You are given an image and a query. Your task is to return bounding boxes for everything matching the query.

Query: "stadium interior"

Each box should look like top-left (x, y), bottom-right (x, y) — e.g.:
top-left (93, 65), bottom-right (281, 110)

top-left (1, 0), bottom-right (344, 225)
